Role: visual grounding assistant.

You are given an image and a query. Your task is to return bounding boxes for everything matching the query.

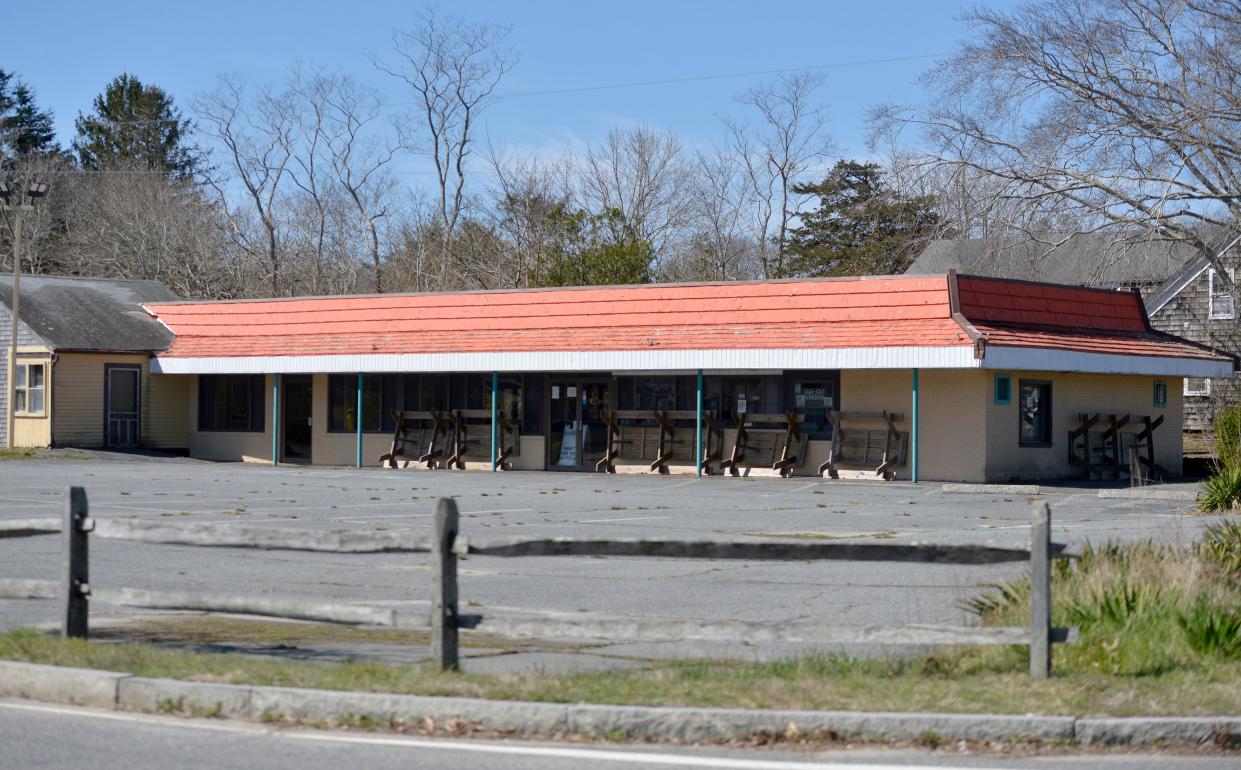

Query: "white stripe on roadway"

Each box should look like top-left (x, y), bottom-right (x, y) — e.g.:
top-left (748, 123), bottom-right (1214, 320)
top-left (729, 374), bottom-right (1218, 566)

top-left (0, 700), bottom-right (1025, 770)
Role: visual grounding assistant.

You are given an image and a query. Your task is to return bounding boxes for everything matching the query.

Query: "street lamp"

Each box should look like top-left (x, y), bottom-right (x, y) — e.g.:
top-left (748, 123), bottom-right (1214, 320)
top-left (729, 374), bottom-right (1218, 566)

top-left (2, 181), bottom-right (50, 449)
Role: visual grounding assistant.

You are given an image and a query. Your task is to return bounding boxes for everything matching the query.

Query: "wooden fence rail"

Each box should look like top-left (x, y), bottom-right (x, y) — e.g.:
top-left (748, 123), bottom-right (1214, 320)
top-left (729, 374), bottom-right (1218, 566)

top-left (0, 488), bottom-right (1074, 679)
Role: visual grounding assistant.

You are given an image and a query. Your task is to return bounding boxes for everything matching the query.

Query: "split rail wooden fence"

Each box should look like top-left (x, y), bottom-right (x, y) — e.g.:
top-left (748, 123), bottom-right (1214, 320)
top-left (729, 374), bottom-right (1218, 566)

top-left (0, 488), bottom-right (1076, 679)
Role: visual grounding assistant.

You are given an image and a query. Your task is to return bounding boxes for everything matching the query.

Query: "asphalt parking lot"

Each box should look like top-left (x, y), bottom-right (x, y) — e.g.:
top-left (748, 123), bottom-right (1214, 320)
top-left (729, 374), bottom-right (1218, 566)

top-left (0, 456), bottom-right (1216, 671)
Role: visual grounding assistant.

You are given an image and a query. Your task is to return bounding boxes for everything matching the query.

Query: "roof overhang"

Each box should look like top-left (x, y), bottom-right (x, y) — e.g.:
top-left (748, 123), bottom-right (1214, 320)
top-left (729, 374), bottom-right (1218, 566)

top-left (152, 346), bottom-right (981, 375)
top-left (151, 343), bottom-right (1230, 378)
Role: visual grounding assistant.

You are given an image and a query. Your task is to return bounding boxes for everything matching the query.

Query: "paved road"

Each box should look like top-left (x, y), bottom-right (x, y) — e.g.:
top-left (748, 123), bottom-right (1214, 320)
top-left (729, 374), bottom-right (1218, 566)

top-left (0, 458), bottom-right (1218, 670)
top-left (2, 700), bottom-right (1236, 770)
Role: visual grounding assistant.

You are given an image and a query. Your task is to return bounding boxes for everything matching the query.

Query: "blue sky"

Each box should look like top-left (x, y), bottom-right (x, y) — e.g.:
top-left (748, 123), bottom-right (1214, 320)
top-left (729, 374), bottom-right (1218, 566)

top-left (4, 1), bottom-right (1011, 179)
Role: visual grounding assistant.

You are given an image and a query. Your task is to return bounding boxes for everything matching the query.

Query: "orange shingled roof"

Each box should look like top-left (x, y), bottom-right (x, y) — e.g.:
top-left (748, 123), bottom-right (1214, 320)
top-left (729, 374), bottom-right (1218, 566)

top-left (144, 273), bottom-right (1230, 364)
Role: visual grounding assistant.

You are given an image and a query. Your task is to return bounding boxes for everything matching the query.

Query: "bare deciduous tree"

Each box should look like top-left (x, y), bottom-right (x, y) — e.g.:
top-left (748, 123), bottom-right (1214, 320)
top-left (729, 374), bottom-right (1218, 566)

top-left (725, 73), bottom-right (834, 278)
top-left (872, 0), bottom-right (1241, 276)
top-left (195, 77), bottom-right (294, 295)
top-left (375, 5), bottom-right (514, 284)
top-left (581, 125), bottom-right (690, 266)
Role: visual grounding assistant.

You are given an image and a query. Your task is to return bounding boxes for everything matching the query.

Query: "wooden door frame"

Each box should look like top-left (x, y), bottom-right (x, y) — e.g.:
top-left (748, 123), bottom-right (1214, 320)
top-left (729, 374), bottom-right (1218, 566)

top-left (103, 363), bottom-right (142, 448)
top-left (280, 374), bottom-right (314, 464)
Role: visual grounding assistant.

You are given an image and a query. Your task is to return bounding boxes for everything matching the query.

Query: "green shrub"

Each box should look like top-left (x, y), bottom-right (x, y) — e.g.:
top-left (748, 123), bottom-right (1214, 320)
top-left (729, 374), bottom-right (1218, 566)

top-left (1216, 406), bottom-right (1241, 469)
top-left (1202, 518), bottom-right (1241, 577)
top-left (1176, 599), bottom-right (1241, 659)
top-left (1201, 466), bottom-right (1241, 513)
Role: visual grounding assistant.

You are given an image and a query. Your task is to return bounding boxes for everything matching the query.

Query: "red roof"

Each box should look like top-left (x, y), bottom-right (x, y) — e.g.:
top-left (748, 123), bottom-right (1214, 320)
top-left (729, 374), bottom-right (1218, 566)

top-left (145, 273), bottom-right (1229, 365)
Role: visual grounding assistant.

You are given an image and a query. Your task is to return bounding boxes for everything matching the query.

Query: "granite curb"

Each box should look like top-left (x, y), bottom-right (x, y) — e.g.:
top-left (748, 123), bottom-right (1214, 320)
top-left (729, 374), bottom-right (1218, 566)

top-left (2, 659), bottom-right (1238, 747)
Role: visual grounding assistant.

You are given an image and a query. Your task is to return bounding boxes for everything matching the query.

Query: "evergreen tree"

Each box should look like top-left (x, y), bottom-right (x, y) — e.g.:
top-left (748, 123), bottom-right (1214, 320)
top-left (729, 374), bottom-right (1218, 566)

top-left (73, 73), bottom-right (199, 177)
top-left (784, 160), bottom-right (939, 277)
top-left (0, 70), bottom-right (59, 161)
top-left (532, 206), bottom-right (652, 287)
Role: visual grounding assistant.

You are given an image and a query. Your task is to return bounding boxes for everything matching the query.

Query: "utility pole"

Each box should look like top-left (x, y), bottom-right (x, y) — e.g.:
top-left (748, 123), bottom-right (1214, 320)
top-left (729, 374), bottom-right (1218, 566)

top-left (2, 182), bottom-right (49, 449)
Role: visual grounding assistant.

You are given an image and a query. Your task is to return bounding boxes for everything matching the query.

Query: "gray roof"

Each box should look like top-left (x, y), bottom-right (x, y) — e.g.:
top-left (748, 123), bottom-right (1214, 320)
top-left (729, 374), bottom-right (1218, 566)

top-left (1145, 231), bottom-right (1241, 315)
top-left (906, 233), bottom-right (1199, 287)
top-left (0, 274), bottom-right (178, 353)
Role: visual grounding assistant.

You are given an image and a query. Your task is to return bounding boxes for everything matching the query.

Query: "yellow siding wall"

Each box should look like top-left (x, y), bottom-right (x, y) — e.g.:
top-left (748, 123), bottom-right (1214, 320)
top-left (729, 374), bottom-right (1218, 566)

top-left (10, 350), bottom-right (53, 448)
top-left (984, 371), bottom-right (1182, 481)
top-left (187, 374), bottom-right (275, 462)
top-left (50, 353), bottom-right (188, 450)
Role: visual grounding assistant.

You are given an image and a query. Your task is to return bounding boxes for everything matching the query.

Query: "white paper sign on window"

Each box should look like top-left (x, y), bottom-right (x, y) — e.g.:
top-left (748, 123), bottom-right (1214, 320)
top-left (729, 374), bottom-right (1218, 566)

top-left (552, 386), bottom-right (560, 399)
top-left (736, 396), bottom-right (747, 414)
top-left (567, 386), bottom-right (577, 398)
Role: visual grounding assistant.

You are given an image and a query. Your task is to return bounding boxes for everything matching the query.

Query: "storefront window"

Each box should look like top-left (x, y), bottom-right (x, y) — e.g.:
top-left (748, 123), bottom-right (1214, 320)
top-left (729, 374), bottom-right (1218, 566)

top-left (1019, 380), bottom-right (1052, 446)
top-left (328, 374), bottom-right (397, 433)
top-left (199, 375), bottom-right (264, 432)
top-left (791, 379), bottom-right (836, 439)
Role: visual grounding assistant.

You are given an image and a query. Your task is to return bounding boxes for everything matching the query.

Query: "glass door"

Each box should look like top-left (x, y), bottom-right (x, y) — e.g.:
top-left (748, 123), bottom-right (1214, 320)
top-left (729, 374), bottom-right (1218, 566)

top-left (547, 379), bottom-right (610, 471)
top-left (282, 375), bottom-right (313, 463)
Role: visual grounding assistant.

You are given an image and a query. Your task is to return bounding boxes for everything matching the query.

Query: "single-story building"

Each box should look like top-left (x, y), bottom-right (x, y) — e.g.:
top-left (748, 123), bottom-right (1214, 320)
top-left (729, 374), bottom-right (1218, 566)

top-left (142, 272), bottom-right (1235, 482)
top-left (0, 274), bottom-right (187, 450)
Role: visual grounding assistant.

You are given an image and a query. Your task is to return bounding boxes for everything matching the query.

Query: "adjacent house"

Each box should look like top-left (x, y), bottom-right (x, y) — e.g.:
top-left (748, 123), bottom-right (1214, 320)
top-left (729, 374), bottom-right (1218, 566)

top-left (0, 274), bottom-right (188, 451)
top-left (1144, 233), bottom-right (1241, 436)
top-left (142, 272), bottom-right (1233, 482)
top-left (907, 232), bottom-right (1241, 453)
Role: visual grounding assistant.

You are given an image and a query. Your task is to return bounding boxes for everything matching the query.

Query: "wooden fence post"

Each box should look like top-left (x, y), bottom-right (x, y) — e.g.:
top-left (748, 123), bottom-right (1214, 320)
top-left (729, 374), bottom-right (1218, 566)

top-left (431, 497), bottom-right (460, 671)
top-left (62, 486), bottom-right (89, 639)
top-left (1029, 501), bottom-right (1051, 680)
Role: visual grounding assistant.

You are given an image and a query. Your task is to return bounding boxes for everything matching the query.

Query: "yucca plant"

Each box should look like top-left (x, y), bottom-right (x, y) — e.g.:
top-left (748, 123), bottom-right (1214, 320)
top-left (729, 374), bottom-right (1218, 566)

top-left (1216, 406), bottom-right (1241, 470)
top-left (1177, 599), bottom-right (1241, 659)
top-left (1201, 466), bottom-right (1241, 513)
top-left (1201, 519), bottom-right (1241, 578)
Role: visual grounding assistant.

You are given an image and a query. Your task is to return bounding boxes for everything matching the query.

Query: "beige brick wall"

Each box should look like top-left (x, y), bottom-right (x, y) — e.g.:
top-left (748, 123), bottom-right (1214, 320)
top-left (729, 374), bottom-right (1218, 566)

top-left (984, 371), bottom-right (1182, 481)
top-left (187, 374), bottom-right (275, 462)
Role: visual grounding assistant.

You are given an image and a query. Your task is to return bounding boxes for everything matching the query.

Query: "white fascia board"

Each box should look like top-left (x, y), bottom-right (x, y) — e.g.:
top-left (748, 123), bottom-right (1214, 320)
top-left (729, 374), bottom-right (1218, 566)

top-left (151, 345), bottom-right (980, 375)
top-left (982, 345), bottom-right (1234, 378)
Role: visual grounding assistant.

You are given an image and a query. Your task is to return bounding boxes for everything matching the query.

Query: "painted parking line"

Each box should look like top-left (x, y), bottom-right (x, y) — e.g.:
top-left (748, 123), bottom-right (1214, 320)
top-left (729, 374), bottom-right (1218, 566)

top-left (629, 479), bottom-right (700, 494)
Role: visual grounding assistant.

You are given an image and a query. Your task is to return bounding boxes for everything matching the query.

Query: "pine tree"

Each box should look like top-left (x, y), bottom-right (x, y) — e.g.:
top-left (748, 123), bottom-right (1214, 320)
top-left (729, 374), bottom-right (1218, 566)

top-left (0, 70), bottom-right (59, 161)
top-left (73, 73), bottom-right (200, 177)
top-left (784, 160), bottom-right (939, 277)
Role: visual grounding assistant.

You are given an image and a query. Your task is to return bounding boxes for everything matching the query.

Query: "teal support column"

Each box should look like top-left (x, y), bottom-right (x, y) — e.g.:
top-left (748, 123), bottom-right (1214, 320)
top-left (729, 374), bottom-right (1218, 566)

top-left (355, 373), bottom-right (364, 468)
top-left (271, 374), bottom-right (281, 466)
top-left (490, 372), bottom-right (499, 471)
top-left (911, 368), bottom-right (920, 483)
top-left (695, 369), bottom-right (703, 477)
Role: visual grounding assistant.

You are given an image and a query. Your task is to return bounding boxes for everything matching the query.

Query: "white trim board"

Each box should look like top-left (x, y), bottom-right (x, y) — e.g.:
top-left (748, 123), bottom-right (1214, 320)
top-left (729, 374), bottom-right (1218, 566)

top-left (151, 344), bottom-right (1231, 378)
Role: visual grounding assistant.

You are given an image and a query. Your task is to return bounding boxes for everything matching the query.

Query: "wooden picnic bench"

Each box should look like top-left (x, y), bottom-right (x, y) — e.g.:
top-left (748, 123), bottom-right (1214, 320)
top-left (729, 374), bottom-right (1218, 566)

top-left (445, 409), bottom-right (521, 471)
top-left (820, 411), bottom-right (907, 480)
top-left (719, 412), bottom-right (808, 478)
top-left (1067, 412), bottom-right (1163, 483)
top-left (596, 409), bottom-right (723, 474)
top-left (379, 411), bottom-right (450, 469)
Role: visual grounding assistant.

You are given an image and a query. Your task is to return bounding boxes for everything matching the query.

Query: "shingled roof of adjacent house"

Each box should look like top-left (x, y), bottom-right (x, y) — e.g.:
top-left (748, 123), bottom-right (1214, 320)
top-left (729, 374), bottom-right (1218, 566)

top-left (907, 233), bottom-right (1198, 287)
top-left (144, 274), bottom-right (1233, 378)
top-left (0, 274), bottom-right (177, 353)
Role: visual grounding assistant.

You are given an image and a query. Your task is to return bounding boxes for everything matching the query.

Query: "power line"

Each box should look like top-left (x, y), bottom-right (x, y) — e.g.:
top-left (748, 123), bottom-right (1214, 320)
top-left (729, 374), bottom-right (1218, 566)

top-left (492, 53), bottom-right (949, 99)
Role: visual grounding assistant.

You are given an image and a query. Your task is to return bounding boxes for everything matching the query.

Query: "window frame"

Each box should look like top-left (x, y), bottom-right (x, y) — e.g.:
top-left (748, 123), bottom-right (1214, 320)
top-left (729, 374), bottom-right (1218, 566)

top-left (197, 374), bottom-right (265, 433)
top-left (14, 362), bottom-right (47, 416)
top-left (1153, 381), bottom-right (1168, 409)
top-left (1209, 267), bottom-right (1235, 320)
top-left (1017, 379), bottom-right (1053, 448)
top-left (1184, 377), bottom-right (1211, 397)
top-left (327, 373), bottom-right (398, 434)
top-left (993, 373), bottom-right (1012, 405)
